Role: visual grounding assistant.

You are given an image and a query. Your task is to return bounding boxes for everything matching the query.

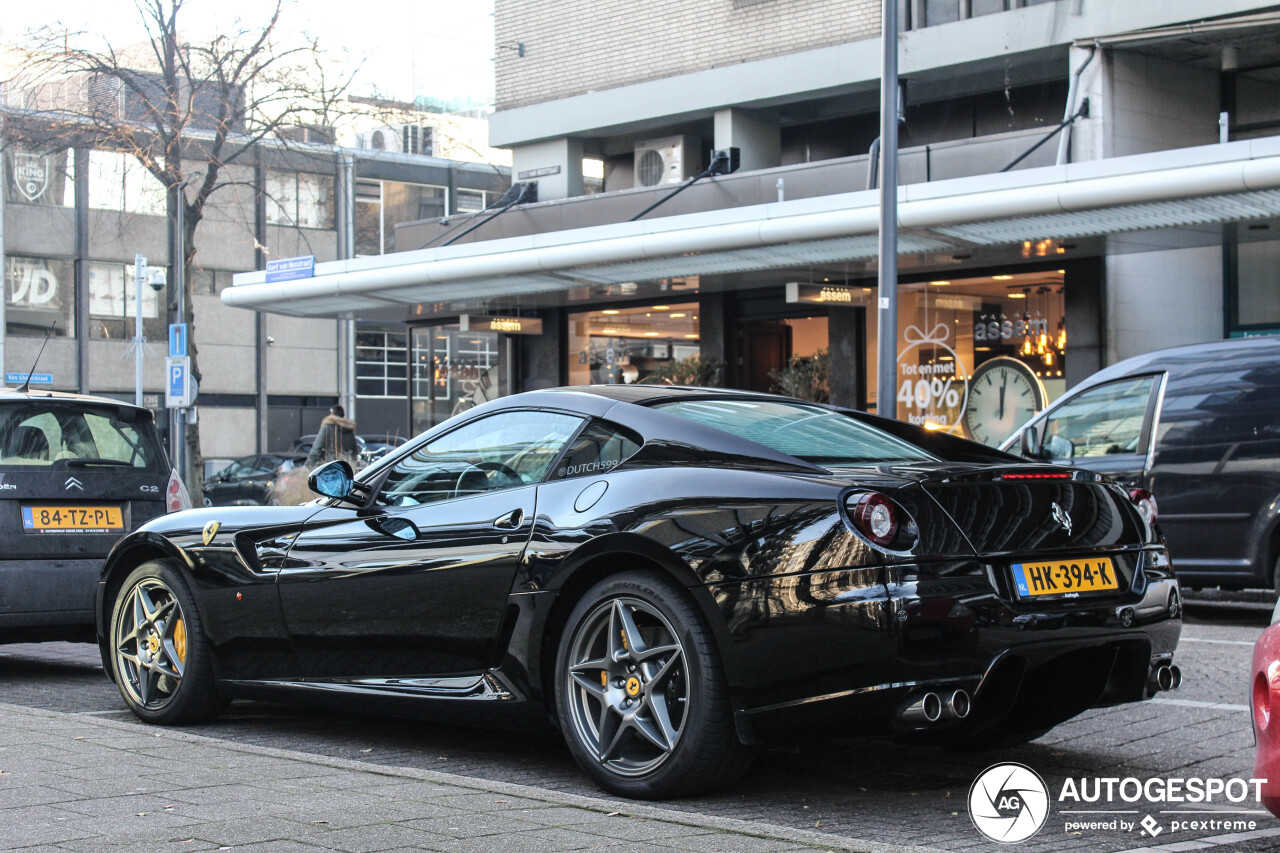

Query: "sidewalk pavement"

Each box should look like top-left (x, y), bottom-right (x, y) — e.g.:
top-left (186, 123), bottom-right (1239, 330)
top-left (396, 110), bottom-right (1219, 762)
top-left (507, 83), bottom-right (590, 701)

top-left (0, 702), bottom-right (940, 853)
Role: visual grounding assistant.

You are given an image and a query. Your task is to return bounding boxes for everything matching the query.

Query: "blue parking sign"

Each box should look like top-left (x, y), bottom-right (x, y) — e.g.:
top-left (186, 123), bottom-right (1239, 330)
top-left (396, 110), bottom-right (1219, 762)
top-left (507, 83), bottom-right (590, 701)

top-left (165, 356), bottom-right (191, 407)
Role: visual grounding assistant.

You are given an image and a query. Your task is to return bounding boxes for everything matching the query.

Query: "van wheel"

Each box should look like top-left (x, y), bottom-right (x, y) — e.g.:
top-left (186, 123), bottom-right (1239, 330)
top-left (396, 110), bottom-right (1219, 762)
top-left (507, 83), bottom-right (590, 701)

top-left (109, 561), bottom-right (226, 724)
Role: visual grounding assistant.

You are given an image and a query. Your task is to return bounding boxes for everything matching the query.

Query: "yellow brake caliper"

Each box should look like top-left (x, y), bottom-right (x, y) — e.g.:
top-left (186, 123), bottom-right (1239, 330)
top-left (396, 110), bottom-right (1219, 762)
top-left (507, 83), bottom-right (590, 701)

top-left (173, 616), bottom-right (187, 665)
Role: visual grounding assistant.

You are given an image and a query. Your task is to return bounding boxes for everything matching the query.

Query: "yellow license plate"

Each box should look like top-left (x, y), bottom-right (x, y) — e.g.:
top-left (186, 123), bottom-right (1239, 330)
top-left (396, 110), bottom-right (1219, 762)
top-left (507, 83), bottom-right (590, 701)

top-left (1012, 557), bottom-right (1119, 597)
top-left (21, 505), bottom-right (123, 533)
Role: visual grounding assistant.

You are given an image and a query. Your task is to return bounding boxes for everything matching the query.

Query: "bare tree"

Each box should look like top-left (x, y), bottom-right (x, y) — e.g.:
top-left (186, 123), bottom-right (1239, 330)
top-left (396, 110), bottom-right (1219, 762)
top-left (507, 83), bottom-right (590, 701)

top-left (3, 0), bottom-right (356, 501)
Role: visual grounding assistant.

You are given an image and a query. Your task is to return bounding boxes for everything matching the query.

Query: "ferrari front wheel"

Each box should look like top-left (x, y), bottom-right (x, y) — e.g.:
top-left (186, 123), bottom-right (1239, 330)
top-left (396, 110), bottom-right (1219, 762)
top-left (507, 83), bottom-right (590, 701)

top-left (109, 561), bottom-right (225, 725)
top-left (555, 571), bottom-right (753, 798)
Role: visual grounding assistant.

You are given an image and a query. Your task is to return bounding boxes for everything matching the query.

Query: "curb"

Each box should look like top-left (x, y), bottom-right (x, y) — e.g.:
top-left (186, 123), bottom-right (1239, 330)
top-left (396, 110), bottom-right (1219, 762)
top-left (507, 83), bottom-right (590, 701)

top-left (0, 701), bottom-right (943, 853)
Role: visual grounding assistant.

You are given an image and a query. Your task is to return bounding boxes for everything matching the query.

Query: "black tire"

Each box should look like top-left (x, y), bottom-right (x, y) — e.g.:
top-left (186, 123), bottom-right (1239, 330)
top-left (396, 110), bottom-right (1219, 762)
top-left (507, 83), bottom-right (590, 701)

top-left (554, 570), bottom-right (754, 798)
top-left (108, 560), bottom-right (226, 724)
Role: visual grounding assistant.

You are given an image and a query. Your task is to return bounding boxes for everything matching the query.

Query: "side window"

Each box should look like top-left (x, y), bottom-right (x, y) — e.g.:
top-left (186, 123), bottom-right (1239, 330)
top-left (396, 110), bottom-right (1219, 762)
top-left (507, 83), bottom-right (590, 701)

top-left (552, 420), bottom-right (642, 480)
top-left (379, 410), bottom-right (583, 507)
top-left (1041, 376), bottom-right (1157, 460)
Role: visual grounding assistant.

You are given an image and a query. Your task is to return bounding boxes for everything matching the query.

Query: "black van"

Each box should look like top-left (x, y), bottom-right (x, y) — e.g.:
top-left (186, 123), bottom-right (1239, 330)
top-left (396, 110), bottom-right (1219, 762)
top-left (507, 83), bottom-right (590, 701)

top-left (1002, 337), bottom-right (1280, 590)
top-left (0, 389), bottom-right (185, 641)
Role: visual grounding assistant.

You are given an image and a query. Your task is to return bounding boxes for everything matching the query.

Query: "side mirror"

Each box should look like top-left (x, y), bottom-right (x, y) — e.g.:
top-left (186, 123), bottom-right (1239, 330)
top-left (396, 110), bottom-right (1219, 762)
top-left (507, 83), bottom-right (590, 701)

top-left (1045, 434), bottom-right (1075, 461)
top-left (1019, 425), bottom-right (1040, 460)
top-left (309, 460), bottom-right (355, 501)
top-left (367, 516), bottom-right (419, 541)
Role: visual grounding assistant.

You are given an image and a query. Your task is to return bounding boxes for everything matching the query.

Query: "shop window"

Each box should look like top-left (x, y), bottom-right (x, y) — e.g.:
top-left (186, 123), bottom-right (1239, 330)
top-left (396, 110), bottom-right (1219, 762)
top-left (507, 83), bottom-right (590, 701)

top-left (567, 303), bottom-right (701, 386)
top-left (88, 262), bottom-right (165, 341)
top-left (4, 256), bottom-right (76, 338)
top-left (355, 328), bottom-right (408, 398)
top-left (410, 324), bottom-right (502, 433)
top-left (3, 149), bottom-right (74, 207)
top-left (871, 269), bottom-right (1066, 446)
top-left (88, 150), bottom-right (166, 215)
top-left (265, 170), bottom-right (334, 229)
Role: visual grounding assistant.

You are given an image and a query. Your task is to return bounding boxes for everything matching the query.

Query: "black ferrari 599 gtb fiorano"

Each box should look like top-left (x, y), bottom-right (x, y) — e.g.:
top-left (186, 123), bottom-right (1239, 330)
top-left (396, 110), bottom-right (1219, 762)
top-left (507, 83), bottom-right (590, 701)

top-left (95, 386), bottom-right (1182, 798)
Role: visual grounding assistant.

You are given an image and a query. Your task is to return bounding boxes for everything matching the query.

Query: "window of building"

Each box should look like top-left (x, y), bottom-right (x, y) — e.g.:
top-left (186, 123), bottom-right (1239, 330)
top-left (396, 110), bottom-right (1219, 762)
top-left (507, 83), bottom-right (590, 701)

top-left (354, 178), bottom-right (448, 255)
top-left (265, 170), bottom-right (334, 229)
top-left (1227, 223), bottom-right (1280, 334)
top-left (356, 328), bottom-right (408, 398)
top-left (88, 150), bottom-right (166, 215)
top-left (456, 188), bottom-right (487, 213)
top-left (567, 303), bottom-right (701, 385)
top-left (87, 262), bottom-right (165, 340)
top-left (3, 149), bottom-right (74, 207)
top-left (4, 256), bottom-right (75, 338)
top-left (903, 0), bottom-right (1042, 29)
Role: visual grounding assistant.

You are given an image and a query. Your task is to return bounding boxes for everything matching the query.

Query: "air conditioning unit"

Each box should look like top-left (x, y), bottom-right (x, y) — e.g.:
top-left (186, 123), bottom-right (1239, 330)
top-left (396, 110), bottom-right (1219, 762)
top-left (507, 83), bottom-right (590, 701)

top-left (634, 135), bottom-right (697, 187)
top-left (359, 127), bottom-right (403, 153)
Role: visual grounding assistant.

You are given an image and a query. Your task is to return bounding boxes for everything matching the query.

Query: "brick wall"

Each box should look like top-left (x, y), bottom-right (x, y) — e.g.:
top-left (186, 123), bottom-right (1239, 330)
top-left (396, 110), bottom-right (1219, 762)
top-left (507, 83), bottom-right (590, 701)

top-left (495, 0), bottom-right (880, 110)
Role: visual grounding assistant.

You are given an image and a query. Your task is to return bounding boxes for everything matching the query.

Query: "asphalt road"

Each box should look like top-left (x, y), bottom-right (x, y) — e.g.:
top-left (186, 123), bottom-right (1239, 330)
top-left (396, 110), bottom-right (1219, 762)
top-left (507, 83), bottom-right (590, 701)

top-left (2, 601), bottom-right (1277, 853)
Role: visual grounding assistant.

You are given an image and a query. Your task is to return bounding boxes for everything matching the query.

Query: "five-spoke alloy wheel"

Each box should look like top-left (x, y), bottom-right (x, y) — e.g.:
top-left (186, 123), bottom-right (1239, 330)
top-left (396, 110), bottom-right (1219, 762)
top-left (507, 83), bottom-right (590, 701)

top-left (555, 571), bottom-right (752, 798)
top-left (109, 561), bottom-right (225, 724)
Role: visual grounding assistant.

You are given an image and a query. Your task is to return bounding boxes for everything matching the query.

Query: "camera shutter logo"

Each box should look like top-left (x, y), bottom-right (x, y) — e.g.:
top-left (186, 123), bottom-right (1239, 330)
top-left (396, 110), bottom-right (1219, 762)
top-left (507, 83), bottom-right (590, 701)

top-left (969, 762), bottom-right (1050, 843)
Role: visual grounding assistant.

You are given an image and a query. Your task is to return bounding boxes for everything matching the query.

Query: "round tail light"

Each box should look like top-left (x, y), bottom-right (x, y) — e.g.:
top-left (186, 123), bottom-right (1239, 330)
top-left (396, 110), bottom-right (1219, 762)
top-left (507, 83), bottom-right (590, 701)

top-left (1129, 488), bottom-right (1158, 524)
top-left (847, 492), bottom-right (901, 548)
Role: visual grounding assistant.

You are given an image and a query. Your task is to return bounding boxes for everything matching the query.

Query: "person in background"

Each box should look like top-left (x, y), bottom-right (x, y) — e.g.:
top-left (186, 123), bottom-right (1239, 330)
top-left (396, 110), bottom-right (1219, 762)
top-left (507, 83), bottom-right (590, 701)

top-left (307, 404), bottom-right (357, 466)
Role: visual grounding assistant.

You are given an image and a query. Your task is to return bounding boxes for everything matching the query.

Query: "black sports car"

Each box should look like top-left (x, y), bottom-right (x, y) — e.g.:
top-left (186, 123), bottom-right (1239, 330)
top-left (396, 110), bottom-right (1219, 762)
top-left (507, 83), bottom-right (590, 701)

top-left (95, 386), bottom-right (1182, 798)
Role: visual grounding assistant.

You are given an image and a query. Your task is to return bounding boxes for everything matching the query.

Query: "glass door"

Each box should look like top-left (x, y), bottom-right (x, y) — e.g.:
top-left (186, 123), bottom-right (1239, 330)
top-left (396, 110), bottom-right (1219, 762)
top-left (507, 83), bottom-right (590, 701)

top-left (409, 322), bottom-right (502, 434)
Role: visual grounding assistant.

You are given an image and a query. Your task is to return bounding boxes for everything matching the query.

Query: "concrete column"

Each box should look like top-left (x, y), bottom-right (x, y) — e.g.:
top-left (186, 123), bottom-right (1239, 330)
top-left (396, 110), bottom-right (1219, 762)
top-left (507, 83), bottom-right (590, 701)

top-left (828, 307), bottom-right (866, 410)
top-left (510, 137), bottom-right (584, 201)
top-left (713, 108), bottom-right (781, 173)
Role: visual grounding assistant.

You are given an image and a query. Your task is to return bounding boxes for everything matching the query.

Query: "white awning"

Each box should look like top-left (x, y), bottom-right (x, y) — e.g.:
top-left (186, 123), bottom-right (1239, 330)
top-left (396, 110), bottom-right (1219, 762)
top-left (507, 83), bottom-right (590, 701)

top-left (226, 138), bottom-right (1280, 317)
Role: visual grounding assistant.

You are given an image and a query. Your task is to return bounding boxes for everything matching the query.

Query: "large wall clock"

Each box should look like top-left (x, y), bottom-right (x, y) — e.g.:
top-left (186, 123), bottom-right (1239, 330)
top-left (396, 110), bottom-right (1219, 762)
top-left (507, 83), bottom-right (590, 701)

top-left (963, 356), bottom-right (1047, 447)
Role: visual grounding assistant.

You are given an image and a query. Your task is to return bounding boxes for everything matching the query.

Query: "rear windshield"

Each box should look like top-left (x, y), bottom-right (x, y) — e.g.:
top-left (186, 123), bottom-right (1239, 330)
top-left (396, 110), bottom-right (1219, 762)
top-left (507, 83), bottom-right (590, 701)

top-left (654, 399), bottom-right (937, 465)
top-left (0, 402), bottom-right (161, 471)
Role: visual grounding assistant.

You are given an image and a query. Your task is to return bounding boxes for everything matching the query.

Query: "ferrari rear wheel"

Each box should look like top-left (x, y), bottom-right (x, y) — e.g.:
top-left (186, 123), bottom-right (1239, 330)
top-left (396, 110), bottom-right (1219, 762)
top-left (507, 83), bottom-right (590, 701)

top-left (555, 571), bottom-right (753, 798)
top-left (109, 561), bottom-right (225, 725)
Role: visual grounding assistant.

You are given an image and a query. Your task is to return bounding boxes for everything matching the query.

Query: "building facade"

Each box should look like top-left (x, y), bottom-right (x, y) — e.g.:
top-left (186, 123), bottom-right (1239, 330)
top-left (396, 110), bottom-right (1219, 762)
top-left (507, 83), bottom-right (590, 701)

top-left (227, 0), bottom-right (1280, 446)
top-left (1, 136), bottom-right (508, 458)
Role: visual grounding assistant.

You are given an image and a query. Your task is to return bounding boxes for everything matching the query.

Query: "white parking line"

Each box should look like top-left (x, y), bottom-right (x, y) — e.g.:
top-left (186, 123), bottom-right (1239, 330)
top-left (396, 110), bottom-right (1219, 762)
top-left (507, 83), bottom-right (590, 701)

top-left (1151, 697), bottom-right (1249, 713)
top-left (1180, 637), bottom-right (1257, 647)
top-left (1113, 825), bottom-right (1280, 852)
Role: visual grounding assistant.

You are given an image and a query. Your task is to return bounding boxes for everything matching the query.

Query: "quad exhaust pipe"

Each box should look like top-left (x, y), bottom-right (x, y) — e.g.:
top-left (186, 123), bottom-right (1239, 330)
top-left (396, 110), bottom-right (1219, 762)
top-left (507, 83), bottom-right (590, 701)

top-left (898, 689), bottom-right (971, 725)
top-left (1148, 663), bottom-right (1183, 694)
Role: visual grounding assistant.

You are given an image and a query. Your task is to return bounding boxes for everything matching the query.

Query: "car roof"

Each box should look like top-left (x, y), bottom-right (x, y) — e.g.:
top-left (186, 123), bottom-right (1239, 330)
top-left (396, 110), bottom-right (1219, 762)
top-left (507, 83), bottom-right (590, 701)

top-left (1074, 336), bottom-right (1280, 389)
top-left (0, 387), bottom-right (152, 413)
top-left (540, 384), bottom-right (800, 406)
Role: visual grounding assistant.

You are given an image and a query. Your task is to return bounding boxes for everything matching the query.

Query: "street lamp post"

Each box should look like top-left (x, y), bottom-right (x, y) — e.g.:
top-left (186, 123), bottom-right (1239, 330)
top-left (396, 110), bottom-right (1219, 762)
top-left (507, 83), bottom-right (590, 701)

top-left (876, 0), bottom-right (900, 418)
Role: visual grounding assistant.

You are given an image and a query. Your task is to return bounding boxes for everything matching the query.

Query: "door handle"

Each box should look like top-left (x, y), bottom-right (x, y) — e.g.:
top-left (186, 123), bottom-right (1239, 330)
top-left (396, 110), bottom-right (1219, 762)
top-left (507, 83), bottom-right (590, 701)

top-left (493, 508), bottom-right (524, 529)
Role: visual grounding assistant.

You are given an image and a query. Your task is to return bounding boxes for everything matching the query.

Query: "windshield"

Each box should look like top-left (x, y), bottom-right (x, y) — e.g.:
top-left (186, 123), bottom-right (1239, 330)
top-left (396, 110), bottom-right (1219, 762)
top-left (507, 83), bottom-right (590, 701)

top-left (0, 402), bottom-right (161, 471)
top-left (655, 399), bottom-right (937, 465)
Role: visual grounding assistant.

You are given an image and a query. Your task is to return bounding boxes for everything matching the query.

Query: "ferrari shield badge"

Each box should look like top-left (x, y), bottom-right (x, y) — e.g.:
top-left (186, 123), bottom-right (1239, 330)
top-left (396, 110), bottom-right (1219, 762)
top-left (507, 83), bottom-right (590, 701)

top-left (201, 520), bottom-right (221, 546)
